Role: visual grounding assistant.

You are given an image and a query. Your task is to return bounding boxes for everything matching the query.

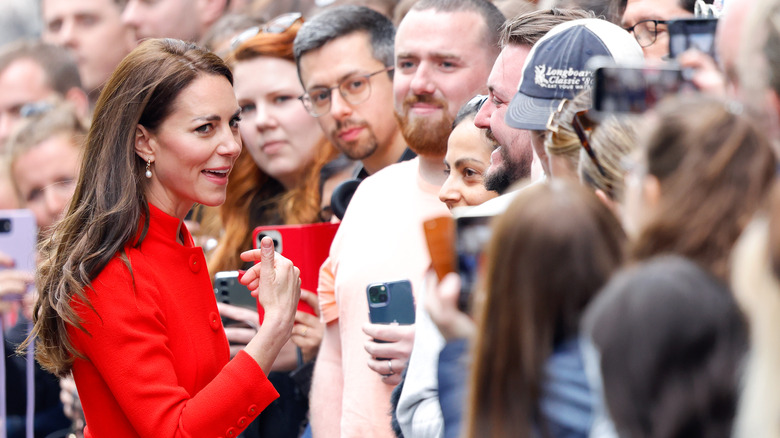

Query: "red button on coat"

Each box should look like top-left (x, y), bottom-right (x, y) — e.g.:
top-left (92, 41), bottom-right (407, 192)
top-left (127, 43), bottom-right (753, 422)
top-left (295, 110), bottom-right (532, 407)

top-left (248, 404), bottom-right (258, 416)
top-left (209, 312), bottom-right (221, 331)
top-left (226, 427), bottom-right (237, 437)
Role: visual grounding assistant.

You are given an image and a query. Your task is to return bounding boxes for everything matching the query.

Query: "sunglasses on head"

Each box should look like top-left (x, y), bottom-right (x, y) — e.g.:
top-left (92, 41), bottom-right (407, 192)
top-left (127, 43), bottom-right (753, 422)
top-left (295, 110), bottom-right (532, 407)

top-left (230, 12), bottom-right (303, 52)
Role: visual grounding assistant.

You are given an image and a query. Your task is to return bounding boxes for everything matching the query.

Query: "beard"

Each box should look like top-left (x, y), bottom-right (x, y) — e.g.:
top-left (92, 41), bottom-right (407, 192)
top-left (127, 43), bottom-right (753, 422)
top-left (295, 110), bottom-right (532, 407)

top-left (483, 144), bottom-right (532, 194)
top-left (394, 94), bottom-right (452, 156)
top-left (329, 118), bottom-right (379, 160)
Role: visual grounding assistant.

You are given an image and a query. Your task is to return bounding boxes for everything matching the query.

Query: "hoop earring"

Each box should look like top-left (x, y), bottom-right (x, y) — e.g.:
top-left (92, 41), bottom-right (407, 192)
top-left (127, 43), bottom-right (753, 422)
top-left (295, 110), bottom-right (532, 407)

top-left (145, 158), bottom-right (153, 179)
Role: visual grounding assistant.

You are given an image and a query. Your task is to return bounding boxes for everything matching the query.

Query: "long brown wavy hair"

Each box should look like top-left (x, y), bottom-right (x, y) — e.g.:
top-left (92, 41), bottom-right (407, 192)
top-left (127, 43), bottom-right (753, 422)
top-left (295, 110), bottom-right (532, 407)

top-left (464, 180), bottom-right (626, 438)
top-left (21, 39), bottom-right (234, 377)
top-left (631, 95), bottom-right (776, 281)
top-left (208, 20), bottom-right (339, 275)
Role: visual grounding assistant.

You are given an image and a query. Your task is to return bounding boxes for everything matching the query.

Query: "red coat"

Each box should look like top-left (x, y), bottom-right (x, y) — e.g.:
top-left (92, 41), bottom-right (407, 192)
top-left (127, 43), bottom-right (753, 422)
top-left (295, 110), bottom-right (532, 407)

top-left (69, 203), bottom-right (278, 438)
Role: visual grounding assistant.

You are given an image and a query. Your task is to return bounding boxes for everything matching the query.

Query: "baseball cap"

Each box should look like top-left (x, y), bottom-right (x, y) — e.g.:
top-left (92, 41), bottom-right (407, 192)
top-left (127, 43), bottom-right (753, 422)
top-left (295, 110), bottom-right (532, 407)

top-left (506, 18), bottom-right (644, 130)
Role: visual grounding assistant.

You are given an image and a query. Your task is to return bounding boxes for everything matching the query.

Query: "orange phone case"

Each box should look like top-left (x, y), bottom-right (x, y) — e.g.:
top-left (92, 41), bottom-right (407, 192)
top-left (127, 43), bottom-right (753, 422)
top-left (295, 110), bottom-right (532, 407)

top-left (423, 216), bottom-right (456, 281)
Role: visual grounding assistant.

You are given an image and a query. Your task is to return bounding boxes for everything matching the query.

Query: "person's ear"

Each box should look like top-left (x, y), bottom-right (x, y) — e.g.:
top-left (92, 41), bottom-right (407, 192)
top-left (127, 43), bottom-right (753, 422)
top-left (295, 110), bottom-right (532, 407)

top-left (197, 0), bottom-right (227, 31)
top-left (642, 174), bottom-right (661, 209)
top-left (134, 124), bottom-right (156, 161)
top-left (64, 87), bottom-right (90, 119)
top-left (594, 188), bottom-right (617, 213)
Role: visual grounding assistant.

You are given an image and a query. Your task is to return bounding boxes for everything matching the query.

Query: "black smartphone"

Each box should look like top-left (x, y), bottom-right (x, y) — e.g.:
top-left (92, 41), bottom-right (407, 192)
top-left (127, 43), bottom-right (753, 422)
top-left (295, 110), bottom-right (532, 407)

top-left (455, 215), bottom-right (492, 314)
top-left (213, 271), bottom-right (258, 326)
top-left (592, 64), bottom-right (691, 114)
top-left (668, 17), bottom-right (718, 60)
top-left (366, 280), bottom-right (415, 325)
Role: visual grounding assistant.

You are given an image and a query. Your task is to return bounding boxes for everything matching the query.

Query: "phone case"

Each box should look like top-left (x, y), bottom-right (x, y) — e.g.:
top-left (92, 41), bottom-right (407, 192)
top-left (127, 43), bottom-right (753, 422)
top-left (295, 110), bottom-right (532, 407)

top-left (366, 280), bottom-right (415, 325)
top-left (0, 209), bottom-right (37, 272)
top-left (213, 271), bottom-right (260, 326)
top-left (423, 216), bottom-right (456, 281)
top-left (252, 222), bottom-right (340, 321)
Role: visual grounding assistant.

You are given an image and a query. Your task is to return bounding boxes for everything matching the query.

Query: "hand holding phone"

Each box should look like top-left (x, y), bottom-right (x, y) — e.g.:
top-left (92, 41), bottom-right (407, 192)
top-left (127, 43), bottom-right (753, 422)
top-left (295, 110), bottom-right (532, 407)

top-left (362, 321), bottom-right (415, 385)
top-left (364, 279), bottom-right (416, 382)
top-left (424, 271), bottom-right (476, 342)
top-left (214, 271), bottom-right (260, 326)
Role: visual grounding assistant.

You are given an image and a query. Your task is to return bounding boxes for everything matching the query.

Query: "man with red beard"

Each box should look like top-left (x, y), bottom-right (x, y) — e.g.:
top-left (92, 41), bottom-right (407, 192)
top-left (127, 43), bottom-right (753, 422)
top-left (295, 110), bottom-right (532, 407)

top-left (305, 1), bottom-right (502, 437)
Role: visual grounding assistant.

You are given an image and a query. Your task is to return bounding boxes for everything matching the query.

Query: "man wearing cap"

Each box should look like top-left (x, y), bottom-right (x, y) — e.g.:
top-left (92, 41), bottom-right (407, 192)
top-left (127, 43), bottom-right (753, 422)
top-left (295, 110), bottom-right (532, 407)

top-left (503, 17), bottom-right (643, 179)
top-left (307, 1), bottom-right (502, 436)
top-left (475, 9), bottom-right (592, 196)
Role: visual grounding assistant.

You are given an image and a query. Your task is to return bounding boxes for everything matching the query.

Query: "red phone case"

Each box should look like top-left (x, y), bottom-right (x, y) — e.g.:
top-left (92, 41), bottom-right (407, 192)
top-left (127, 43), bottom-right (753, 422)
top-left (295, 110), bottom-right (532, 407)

top-left (252, 222), bottom-right (340, 322)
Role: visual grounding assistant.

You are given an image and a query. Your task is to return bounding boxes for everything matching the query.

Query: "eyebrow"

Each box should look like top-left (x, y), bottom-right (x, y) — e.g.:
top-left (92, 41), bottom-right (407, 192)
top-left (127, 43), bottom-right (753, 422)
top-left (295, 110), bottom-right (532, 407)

top-left (397, 51), bottom-right (462, 60)
top-left (308, 69), bottom-right (364, 90)
top-left (192, 108), bottom-right (242, 122)
top-left (453, 157), bottom-right (486, 168)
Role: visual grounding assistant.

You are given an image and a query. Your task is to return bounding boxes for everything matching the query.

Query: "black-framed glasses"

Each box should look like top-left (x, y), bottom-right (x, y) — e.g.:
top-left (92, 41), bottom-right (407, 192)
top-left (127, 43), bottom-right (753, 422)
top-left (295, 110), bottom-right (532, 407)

top-left (624, 19), bottom-right (669, 48)
top-left (298, 66), bottom-right (394, 117)
top-left (230, 12), bottom-right (303, 51)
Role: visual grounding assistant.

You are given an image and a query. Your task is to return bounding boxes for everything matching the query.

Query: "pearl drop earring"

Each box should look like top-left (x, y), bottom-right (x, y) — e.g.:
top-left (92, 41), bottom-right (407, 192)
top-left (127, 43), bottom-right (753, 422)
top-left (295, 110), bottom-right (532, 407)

top-left (145, 158), bottom-right (153, 179)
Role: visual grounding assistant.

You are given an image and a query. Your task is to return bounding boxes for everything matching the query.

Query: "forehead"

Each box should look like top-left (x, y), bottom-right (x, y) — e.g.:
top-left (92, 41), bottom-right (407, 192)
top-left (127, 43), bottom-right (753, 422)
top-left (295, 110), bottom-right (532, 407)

top-left (299, 31), bottom-right (386, 87)
top-left (622, 0), bottom-right (692, 25)
top-left (233, 57), bottom-right (299, 92)
top-left (395, 9), bottom-right (488, 57)
top-left (489, 44), bottom-right (530, 96)
top-left (43, 0), bottom-right (115, 17)
top-left (448, 120), bottom-right (487, 153)
top-left (0, 59), bottom-right (53, 105)
top-left (166, 74), bottom-right (238, 119)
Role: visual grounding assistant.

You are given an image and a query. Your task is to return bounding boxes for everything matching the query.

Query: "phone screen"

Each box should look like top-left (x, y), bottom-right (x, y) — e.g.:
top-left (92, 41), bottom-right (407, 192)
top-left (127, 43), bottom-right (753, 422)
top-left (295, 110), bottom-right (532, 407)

top-left (456, 215), bottom-right (492, 314)
top-left (668, 18), bottom-right (718, 60)
top-left (592, 65), bottom-right (689, 114)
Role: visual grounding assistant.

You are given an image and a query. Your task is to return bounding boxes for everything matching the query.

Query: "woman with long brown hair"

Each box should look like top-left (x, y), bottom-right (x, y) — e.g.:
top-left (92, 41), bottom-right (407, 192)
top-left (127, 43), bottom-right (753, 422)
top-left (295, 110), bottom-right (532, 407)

top-left (464, 180), bottom-right (626, 438)
top-left (625, 95), bottom-right (775, 280)
top-left (22, 39), bottom-right (301, 437)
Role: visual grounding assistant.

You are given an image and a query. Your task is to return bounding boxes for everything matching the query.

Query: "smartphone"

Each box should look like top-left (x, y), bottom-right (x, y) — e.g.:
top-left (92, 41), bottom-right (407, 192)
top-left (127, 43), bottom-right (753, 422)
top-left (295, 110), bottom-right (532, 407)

top-left (423, 216), bottom-right (456, 281)
top-left (592, 63), bottom-right (691, 114)
top-left (668, 17), bottom-right (718, 60)
top-left (0, 209), bottom-right (37, 301)
top-left (455, 214), bottom-right (493, 314)
top-left (213, 270), bottom-right (260, 326)
top-left (253, 222), bottom-right (339, 320)
top-left (366, 280), bottom-right (415, 325)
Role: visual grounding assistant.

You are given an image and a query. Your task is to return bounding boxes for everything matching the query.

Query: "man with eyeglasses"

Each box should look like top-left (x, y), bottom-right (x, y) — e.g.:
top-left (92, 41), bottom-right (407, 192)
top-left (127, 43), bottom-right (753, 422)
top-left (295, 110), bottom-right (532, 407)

top-left (617, 0), bottom-right (712, 60)
top-left (294, 6), bottom-right (408, 179)
top-left (296, 2), bottom-right (502, 437)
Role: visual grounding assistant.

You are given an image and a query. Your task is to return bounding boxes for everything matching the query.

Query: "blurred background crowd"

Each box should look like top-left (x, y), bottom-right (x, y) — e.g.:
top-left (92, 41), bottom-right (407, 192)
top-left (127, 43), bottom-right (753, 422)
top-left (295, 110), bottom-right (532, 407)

top-left (2, 0), bottom-right (780, 437)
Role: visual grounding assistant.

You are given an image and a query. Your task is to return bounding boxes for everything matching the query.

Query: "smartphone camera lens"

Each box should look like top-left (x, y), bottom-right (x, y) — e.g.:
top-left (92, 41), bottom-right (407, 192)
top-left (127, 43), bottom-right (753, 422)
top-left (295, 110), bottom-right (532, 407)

top-left (370, 285), bottom-right (389, 304)
top-left (0, 219), bottom-right (10, 233)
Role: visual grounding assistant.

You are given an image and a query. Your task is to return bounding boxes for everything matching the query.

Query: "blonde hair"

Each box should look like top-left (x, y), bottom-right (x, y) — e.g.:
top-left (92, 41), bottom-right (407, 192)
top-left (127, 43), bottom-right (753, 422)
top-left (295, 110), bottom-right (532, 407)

top-left (544, 92), bottom-right (590, 173)
top-left (7, 101), bottom-right (88, 198)
top-left (578, 115), bottom-right (639, 201)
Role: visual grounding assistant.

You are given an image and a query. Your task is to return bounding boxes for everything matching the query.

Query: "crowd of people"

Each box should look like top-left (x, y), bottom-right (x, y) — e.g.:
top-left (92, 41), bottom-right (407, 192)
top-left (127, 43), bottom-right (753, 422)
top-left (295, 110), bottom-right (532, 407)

top-left (1, 0), bottom-right (779, 437)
